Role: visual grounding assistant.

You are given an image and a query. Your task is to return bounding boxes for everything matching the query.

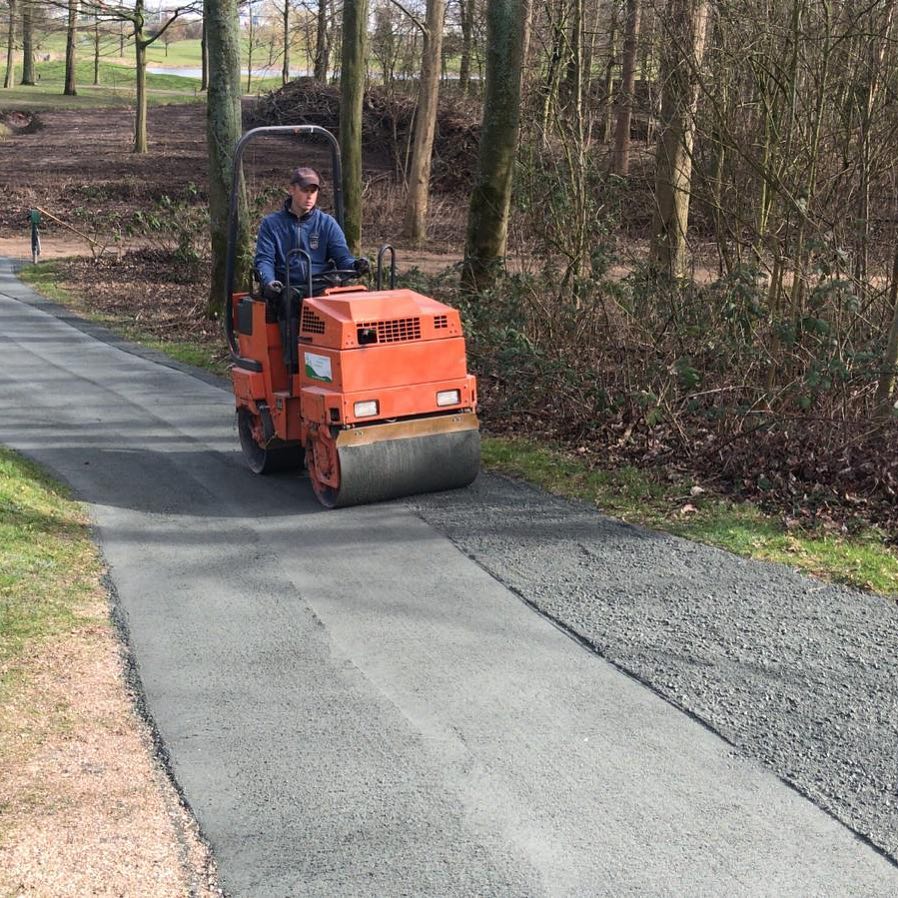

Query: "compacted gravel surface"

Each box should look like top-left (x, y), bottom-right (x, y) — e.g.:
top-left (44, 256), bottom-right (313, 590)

top-left (412, 474), bottom-right (898, 862)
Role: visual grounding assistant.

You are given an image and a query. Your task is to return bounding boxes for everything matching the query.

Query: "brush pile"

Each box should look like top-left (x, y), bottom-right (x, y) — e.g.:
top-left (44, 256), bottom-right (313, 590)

top-left (249, 78), bottom-right (481, 192)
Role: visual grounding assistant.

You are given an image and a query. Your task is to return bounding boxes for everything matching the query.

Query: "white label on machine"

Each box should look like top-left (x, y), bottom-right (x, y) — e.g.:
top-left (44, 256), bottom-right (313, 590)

top-left (304, 352), bottom-right (333, 382)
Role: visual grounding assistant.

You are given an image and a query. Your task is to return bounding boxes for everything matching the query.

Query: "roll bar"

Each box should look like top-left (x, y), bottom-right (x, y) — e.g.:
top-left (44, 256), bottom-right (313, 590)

top-left (225, 125), bottom-right (343, 359)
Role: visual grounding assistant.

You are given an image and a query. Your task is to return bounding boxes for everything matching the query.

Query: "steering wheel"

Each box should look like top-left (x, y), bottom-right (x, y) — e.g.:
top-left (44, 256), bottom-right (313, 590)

top-left (311, 268), bottom-right (360, 288)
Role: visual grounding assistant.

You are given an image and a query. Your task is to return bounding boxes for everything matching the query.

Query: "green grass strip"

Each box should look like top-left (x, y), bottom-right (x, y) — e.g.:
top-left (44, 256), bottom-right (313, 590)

top-left (483, 436), bottom-right (898, 595)
top-left (17, 263), bottom-right (228, 375)
top-left (0, 448), bottom-right (103, 690)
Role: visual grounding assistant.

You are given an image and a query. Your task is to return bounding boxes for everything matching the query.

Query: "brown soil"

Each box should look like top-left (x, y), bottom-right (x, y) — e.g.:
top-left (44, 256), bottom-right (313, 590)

top-left (0, 571), bottom-right (220, 897)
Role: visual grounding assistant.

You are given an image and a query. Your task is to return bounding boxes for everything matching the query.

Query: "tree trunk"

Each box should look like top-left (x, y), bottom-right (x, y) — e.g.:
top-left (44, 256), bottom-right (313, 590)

top-left (64, 0), bottom-right (78, 96)
top-left (339, 0), bottom-right (368, 254)
top-left (649, 0), bottom-right (710, 278)
top-left (134, 34), bottom-right (148, 153)
top-left (314, 0), bottom-right (329, 81)
top-left (459, 0), bottom-right (474, 95)
top-left (602, 3), bottom-right (618, 143)
top-left (874, 239), bottom-right (898, 417)
top-left (612, 0), bottom-right (641, 176)
top-left (462, 0), bottom-right (529, 293)
top-left (4, 0), bottom-right (16, 89)
top-left (20, 1), bottom-right (34, 86)
top-left (246, 3), bottom-right (254, 93)
top-left (201, 15), bottom-right (208, 90)
top-left (205, 0), bottom-right (248, 318)
top-left (282, 1), bottom-right (290, 85)
top-left (93, 18), bottom-right (100, 85)
top-left (402, 0), bottom-right (445, 246)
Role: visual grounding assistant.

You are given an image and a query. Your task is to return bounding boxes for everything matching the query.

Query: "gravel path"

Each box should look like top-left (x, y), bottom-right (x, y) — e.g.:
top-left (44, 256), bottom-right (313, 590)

top-left (412, 474), bottom-right (898, 863)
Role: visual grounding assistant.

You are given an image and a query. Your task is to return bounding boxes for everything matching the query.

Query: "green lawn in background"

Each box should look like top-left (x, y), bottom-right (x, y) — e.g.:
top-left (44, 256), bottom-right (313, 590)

top-left (0, 59), bottom-right (203, 110)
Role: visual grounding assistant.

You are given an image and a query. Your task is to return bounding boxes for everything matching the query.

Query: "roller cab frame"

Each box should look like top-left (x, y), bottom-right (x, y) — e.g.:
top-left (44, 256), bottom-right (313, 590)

top-left (225, 125), bottom-right (480, 508)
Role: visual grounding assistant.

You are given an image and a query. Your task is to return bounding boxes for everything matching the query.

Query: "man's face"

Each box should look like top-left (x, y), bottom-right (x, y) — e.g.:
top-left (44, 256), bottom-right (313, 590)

top-left (289, 181), bottom-right (319, 214)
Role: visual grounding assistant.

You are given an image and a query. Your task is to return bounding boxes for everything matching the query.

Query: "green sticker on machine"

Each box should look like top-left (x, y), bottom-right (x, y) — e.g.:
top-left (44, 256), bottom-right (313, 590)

top-left (304, 352), bottom-right (333, 382)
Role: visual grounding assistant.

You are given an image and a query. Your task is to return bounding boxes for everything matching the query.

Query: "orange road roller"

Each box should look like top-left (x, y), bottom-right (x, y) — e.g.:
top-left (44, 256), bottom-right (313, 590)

top-left (224, 125), bottom-right (480, 508)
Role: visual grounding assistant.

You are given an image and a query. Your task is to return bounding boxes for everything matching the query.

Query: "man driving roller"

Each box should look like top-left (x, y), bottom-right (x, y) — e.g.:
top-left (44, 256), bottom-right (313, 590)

top-left (254, 166), bottom-right (369, 299)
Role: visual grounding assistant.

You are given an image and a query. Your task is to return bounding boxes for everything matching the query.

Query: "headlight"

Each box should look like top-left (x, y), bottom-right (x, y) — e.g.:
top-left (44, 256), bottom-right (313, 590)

top-left (436, 389), bottom-right (461, 407)
top-left (353, 400), bottom-right (379, 418)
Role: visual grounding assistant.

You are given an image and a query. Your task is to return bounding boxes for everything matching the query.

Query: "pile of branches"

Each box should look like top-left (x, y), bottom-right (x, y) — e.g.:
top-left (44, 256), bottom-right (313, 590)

top-left (249, 79), bottom-right (481, 191)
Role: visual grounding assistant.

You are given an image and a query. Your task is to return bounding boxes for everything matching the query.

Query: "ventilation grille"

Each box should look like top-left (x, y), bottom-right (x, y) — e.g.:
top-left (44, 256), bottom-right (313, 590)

top-left (358, 317), bottom-right (421, 343)
top-left (434, 315), bottom-right (449, 329)
top-left (301, 308), bottom-right (326, 334)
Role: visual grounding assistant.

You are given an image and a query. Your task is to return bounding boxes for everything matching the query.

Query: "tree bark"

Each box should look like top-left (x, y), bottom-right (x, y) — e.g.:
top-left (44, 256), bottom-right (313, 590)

top-left (282, 0), bottom-right (290, 85)
top-left (402, 0), bottom-right (445, 246)
top-left (134, 34), bottom-right (148, 152)
top-left (4, 0), bottom-right (16, 89)
top-left (93, 17), bottom-right (100, 85)
top-left (339, 0), bottom-right (368, 254)
top-left (64, 0), bottom-right (78, 96)
top-left (612, 0), bottom-right (641, 176)
top-left (874, 238), bottom-right (898, 417)
top-left (461, 0), bottom-right (529, 293)
top-left (245, 2), bottom-right (254, 93)
top-left (20, 1), bottom-right (34, 86)
top-left (459, 0), bottom-right (474, 95)
top-left (201, 15), bottom-right (208, 90)
top-left (204, 0), bottom-right (247, 318)
top-left (649, 0), bottom-right (710, 278)
top-left (314, 0), bottom-right (329, 81)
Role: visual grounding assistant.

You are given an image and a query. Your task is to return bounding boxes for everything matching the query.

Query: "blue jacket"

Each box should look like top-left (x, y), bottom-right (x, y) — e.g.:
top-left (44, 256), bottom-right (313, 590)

top-left (254, 200), bottom-right (356, 289)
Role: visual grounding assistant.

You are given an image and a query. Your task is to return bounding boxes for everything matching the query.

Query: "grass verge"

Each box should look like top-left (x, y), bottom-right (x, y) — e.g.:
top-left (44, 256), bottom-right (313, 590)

top-left (17, 261), bottom-right (228, 376)
top-left (0, 447), bottom-right (219, 894)
top-left (483, 437), bottom-right (898, 595)
top-left (0, 448), bottom-right (102, 686)
top-left (15, 263), bottom-right (898, 596)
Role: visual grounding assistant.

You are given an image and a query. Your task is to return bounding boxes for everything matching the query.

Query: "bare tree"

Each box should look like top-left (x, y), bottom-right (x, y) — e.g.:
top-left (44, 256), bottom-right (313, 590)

top-left (64, 0), bottom-right (77, 96)
top-left (3, 0), bottom-right (16, 88)
top-left (340, 0), bottom-right (368, 253)
top-left (612, 0), bottom-right (640, 175)
top-left (458, 0), bottom-right (474, 94)
top-left (650, 0), bottom-right (710, 278)
top-left (314, 0), bottom-right (329, 80)
top-left (462, 0), bottom-right (530, 292)
top-left (20, 0), bottom-right (34, 85)
top-left (205, 0), bottom-right (247, 317)
top-left (398, 0), bottom-right (446, 246)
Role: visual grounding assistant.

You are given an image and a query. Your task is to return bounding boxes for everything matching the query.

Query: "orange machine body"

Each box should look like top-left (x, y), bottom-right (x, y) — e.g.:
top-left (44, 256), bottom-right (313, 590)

top-left (230, 287), bottom-right (478, 447)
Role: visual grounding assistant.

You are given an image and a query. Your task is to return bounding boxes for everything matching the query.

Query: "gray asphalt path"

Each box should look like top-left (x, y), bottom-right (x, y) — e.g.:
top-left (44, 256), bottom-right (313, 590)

top-left (2, 258), bottom-right (896, 897)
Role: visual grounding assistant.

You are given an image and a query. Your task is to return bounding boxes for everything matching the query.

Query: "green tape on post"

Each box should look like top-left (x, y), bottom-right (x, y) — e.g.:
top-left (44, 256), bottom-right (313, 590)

top-left (29, 209), bottom-right (41, 226)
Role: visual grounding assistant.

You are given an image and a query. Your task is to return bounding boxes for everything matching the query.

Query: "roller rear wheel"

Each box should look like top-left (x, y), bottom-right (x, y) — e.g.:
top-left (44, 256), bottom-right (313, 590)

top-left (237, 407), bottom-right (303, 474)
top-left (307, 426), bottom-right (341, 507)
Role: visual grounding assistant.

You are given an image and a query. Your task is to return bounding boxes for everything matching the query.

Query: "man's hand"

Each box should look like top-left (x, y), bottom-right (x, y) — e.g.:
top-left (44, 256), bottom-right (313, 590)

top-left (353, 258), bottom-right (370, 276)
top-left (264, 280), bottom-right (284, 299)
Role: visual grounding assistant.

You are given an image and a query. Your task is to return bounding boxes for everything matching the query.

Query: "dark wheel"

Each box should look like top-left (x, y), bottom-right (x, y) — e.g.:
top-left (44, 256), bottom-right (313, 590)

top-left (237, 407), bottom-right (303, 474)
top-left (307, 426), bottom-right (340, 507)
